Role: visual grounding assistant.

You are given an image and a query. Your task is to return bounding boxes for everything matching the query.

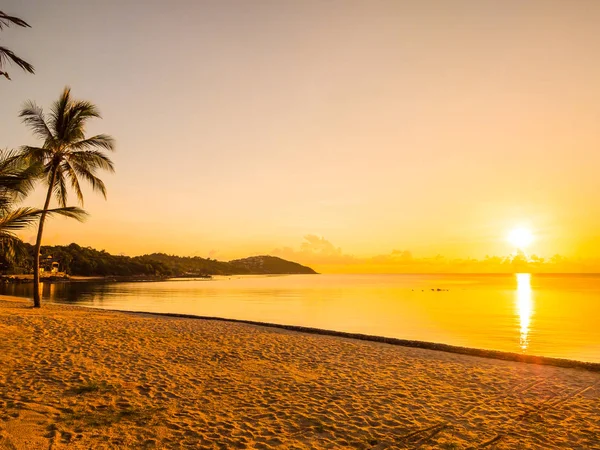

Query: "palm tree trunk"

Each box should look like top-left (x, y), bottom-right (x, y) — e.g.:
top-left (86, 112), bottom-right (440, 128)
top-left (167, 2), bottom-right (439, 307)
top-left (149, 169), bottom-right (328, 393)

top-left (32, 168), bottom-right (57, 308)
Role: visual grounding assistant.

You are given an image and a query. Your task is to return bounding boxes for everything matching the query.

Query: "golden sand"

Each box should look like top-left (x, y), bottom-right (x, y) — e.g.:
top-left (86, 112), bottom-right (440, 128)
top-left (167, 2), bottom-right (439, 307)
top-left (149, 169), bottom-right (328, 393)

top-left (0, 297), bottom-right (598, 449)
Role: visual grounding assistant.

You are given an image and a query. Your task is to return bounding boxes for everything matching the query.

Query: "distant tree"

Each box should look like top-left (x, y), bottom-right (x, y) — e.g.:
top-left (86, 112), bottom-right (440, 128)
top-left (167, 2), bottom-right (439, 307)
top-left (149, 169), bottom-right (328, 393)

top-left (19, 87), bottom-right (114, 307)
top-left (0, 10), bottom-right (34, 80)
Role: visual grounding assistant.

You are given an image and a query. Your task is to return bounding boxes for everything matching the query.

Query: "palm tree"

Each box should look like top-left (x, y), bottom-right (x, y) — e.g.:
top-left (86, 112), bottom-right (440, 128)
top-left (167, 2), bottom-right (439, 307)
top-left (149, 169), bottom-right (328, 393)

top-left (19, 87), bottom-right (115, 307)
top-left (0, 149), bottom-right (86, 267)
top-left (0, 10), bottom-right (34, 80)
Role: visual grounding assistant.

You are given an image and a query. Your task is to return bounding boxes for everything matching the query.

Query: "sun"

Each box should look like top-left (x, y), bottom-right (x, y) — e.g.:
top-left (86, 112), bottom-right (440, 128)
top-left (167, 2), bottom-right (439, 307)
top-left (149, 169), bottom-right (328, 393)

top-left (507, 227), bottom-right (534, 249)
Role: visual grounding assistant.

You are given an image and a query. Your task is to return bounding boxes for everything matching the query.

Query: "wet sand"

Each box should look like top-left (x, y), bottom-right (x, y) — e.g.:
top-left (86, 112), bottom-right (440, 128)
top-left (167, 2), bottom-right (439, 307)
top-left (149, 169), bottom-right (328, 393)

top-left (0, 297), bottom-right (598, 449)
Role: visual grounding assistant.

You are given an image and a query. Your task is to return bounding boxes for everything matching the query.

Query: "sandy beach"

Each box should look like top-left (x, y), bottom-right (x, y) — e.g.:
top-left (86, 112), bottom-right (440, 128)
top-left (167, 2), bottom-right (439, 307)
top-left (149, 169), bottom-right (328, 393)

top-left (0, 298), bottom-right (598, 449)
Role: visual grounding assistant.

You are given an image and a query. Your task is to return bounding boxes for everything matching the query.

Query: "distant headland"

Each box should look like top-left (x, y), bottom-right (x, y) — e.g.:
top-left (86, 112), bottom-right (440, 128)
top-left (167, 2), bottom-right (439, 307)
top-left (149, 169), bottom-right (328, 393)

top-left (0, 243), bottom-right (318, 279)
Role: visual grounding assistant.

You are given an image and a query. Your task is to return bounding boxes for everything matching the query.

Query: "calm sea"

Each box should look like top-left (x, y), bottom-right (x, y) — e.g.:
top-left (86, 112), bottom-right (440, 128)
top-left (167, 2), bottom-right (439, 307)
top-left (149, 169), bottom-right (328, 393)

top-left (2, 273), bottom-right (599, 363)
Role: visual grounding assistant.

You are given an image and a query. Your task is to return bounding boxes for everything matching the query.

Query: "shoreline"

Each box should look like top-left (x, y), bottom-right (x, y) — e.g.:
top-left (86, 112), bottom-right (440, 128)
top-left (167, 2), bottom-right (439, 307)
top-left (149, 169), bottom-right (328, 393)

top-left (6, 294), bottom-right (600, 372)
top-left (0, 275), bottom-right (177, 284)
top-left (1, 297), bottom-right (599, 449)
top-left (90, 307), bottom-right (600, 372)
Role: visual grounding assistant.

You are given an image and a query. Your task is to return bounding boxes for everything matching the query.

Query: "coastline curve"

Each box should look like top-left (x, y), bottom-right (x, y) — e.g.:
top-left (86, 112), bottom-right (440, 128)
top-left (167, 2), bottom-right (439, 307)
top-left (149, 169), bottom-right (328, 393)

top-left (102, 307), bottom-right (600, 372)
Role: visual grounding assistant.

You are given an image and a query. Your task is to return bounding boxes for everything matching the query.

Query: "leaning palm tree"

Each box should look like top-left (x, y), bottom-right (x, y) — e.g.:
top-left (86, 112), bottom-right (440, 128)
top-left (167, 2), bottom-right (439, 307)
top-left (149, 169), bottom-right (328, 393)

top-left (19, 87), bottom-right (115, 307)
top-left (0, 10), bottom-right (34, 80)
top-left (0, 149), bottom-right (86, 267)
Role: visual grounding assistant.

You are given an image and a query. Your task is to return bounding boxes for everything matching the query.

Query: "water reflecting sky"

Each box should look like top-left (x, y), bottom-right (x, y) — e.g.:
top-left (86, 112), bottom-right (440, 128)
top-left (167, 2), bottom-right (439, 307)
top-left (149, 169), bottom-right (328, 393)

top-left (516, 273), bottom-right (533, 351)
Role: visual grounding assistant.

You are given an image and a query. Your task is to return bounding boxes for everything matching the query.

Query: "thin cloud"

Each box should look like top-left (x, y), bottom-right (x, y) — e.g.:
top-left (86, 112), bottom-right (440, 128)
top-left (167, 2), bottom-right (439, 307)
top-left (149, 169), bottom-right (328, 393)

top-left (273, 236), bottom-right (600, 273)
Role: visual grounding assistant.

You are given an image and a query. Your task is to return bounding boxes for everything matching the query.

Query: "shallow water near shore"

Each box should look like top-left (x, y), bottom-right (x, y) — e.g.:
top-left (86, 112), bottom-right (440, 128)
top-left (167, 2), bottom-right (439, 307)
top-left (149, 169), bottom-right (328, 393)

top-left (2, 273), bottom-right (600, 363)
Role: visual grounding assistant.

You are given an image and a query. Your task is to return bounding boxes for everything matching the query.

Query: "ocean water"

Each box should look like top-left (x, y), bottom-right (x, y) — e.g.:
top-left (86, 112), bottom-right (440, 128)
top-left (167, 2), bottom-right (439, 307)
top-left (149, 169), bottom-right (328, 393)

top-left (2, 273), bottom-right (599, 363)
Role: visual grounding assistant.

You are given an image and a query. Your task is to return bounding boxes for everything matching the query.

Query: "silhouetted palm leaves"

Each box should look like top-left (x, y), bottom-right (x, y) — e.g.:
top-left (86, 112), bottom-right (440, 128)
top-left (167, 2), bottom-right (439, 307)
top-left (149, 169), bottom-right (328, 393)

top-left (19, 87), bottom-right (114, 306)
top-left (0, 10), bottom-right (34, 79)
top-left (0, 150), bottom-right (86, 265)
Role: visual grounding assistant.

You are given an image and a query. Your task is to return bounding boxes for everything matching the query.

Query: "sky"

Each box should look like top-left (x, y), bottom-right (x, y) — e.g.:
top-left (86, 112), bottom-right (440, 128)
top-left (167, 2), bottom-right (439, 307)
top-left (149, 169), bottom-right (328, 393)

top-left (2, 0), bottom-right (600, 272)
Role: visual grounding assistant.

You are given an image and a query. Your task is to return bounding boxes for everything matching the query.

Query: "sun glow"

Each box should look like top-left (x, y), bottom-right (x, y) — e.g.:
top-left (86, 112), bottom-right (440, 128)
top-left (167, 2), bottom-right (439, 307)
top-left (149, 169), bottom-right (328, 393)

top-left (507, 227), bottom-right (534, 249)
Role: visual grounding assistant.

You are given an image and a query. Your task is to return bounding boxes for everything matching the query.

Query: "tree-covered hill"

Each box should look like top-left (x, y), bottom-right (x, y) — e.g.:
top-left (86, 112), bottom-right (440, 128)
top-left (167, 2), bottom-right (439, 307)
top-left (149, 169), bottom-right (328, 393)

top-left (229, 255), bottom-right (316, 274)
top-left (1, 243), bottom-right (317, 277)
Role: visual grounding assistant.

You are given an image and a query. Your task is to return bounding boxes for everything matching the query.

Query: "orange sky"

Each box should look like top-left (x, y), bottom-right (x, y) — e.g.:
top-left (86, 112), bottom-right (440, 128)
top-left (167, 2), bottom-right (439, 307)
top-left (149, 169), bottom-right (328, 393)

top-left (3, 0), bottom-right (600, 271)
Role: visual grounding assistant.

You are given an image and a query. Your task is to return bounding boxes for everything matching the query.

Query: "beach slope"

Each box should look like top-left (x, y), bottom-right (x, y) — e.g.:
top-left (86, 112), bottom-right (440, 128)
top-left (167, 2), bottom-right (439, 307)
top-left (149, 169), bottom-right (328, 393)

top-left (0, 298), bottom-right (598, 449)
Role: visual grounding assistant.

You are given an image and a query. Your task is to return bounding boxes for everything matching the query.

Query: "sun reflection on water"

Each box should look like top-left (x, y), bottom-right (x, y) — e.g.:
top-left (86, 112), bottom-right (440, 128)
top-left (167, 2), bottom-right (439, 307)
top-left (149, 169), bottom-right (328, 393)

top-left (515, 273), bottom-right (533, 351)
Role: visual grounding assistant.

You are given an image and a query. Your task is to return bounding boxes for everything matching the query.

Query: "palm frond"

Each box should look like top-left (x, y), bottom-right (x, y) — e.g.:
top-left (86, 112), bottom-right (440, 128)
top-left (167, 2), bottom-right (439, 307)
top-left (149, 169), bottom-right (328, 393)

top-left (62, 160), bottom-right (84, 206)
top-left (19, 101), bottom-right (54, 143)
top-left (49, 87), bottom-right (72, 139)
top-left (69, 149), bottom-right (115, 173)
top-left (0, 148), bottom-right (21, 166)
top-left (0, 205), bottom-right (88, 234)
top-left (69, 134), bottom-right (115, 153)
top-left (18, 145), bottom-right (52, 165)
top-left (0, 11), bottom-right (31, 30)
top-left (52, 165), bottom-right (68, 207)
top-left (0, 46), bottom-right (34, 74)
top-left (0, 207), bottom-right (43, 231)
top-left (45, 206), bottom-right (87, 222)
top-left (0, 233), bottom-right (28, 265)
top-left (63, 101), bottom-right (102, 143)
top-left (0, 196), bottom-right (12, 214)
top-left (72, 162), bottom-right (107, 199)
top-left (0, 151), bottom-right (29, 195)
top-left (0, 149), bottom-right (42, 199)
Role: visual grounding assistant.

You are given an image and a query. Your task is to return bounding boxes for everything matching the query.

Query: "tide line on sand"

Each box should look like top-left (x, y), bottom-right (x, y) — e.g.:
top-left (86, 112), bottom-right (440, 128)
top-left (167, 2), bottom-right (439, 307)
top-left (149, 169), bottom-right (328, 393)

top-left (108, 308), bottom-right (600, 373)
